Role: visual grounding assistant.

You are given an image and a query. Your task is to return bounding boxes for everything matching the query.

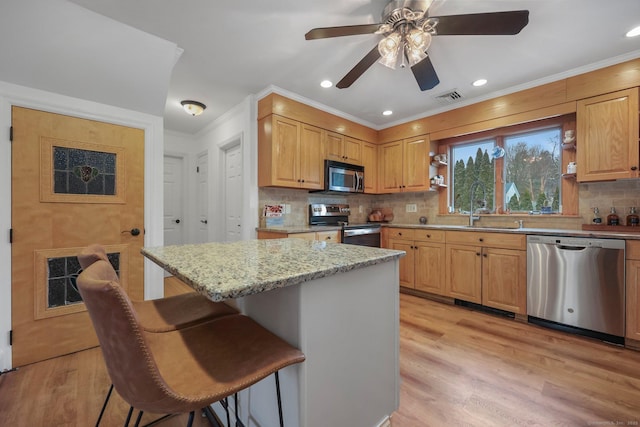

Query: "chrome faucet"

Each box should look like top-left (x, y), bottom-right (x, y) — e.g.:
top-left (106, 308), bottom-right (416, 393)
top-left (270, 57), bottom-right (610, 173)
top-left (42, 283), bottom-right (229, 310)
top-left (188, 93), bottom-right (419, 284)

top-left (469, 180), bottom-right (487, 227)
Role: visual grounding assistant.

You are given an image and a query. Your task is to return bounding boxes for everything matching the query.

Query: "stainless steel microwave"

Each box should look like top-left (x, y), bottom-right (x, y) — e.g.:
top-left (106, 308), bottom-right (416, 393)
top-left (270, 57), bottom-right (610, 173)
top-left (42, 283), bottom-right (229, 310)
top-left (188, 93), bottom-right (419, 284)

top-left (324, 160), bottom-right (364, 193)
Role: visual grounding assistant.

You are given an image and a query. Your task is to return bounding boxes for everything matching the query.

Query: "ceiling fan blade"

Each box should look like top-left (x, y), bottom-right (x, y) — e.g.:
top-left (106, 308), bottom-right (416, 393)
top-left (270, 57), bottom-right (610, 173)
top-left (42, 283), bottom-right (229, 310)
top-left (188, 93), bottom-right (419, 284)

top-left (411, 56), bottom-right (440, 91)
top-left (432, 10), bottom-right (529, 35)
top-left (305, 24), bottom-right (382, 40)
top-left (336, 46), bottom-right (381, 89)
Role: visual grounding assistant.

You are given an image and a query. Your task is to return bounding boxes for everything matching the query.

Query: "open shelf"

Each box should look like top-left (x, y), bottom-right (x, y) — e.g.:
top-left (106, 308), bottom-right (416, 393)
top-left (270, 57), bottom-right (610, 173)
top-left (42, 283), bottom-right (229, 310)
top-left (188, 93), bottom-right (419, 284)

top-left (561, 141), bottom-right (576, 150)
top-left (431, 160), bottom-right (448, 167)
top-left (561, 172), bottom-right (576, 179)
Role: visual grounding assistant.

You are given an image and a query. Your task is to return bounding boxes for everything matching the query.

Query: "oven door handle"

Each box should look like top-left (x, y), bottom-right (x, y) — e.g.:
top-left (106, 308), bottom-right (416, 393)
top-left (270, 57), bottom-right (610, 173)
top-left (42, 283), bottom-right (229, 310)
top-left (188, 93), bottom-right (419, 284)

top-left (343, 228), bottom-right (381, 237)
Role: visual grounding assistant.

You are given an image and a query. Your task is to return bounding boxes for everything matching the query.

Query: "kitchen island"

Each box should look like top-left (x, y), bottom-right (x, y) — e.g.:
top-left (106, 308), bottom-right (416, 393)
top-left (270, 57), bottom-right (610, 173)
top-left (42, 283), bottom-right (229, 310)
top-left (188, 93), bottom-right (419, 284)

top-left (142, 238), bottom-right (404, 427)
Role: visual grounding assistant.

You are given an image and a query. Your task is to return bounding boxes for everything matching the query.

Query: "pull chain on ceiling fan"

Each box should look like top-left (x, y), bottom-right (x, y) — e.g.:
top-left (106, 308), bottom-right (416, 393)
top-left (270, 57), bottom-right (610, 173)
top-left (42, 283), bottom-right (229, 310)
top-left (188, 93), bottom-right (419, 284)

top-left (305, 0), bottom-right (529, 91)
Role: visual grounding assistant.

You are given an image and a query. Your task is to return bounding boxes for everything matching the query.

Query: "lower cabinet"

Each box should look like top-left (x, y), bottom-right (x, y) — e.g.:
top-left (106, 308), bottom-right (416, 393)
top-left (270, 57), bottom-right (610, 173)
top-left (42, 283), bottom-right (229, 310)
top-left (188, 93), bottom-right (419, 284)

top-left (626, 242), bottom-right (640, 341)
top-left (387, 228), bottom-right (446, 296)
top-left (445, 231), bottom-right (527, 314)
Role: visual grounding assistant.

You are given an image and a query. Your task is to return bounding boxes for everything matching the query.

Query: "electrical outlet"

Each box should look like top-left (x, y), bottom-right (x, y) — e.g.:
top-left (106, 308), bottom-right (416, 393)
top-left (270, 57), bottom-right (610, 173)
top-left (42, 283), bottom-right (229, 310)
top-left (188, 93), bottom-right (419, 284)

top-left (406, 204), bottom-right (417, 213)
top-left (359, 205), bottom-right (363, 213)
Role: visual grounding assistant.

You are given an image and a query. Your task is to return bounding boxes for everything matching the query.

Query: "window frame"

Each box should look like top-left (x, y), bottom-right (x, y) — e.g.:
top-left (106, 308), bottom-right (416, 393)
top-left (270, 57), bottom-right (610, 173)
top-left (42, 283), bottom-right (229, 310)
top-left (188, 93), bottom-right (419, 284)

top-left (437, 115), bottom-right (577, 216)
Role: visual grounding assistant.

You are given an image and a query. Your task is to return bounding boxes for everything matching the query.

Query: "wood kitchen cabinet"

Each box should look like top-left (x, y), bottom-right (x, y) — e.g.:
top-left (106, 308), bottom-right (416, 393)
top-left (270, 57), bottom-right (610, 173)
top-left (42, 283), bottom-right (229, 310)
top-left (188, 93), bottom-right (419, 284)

top-left (258, 115), bottom-right (324, 189)
top-left (445, 231), bottom-right (527, 314)
top-left (361, 141), bottom-right (378, 193)
top-left (576, 88), bottom-right (640, 182)
top-left (379, 136), bottom-right (431, 193)
top-left (626, 241), bottom-right (640, 343)
top-left (387, 228), bottom-right (446, 295)
top-left (325, 131), bottom-right (362, 164)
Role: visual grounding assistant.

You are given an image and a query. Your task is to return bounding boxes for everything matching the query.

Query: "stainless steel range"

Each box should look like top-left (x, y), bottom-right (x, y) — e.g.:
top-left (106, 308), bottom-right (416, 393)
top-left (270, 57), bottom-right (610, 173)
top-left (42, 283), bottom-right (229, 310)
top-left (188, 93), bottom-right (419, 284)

top-left (309, 203), bottom-right (381, 247)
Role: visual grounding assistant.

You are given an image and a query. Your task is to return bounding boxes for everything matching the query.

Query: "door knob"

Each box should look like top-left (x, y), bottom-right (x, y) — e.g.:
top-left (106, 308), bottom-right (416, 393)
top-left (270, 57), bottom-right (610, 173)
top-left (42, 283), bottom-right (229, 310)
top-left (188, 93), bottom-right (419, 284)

top-left (175, 219), bottom-right (181, 224)
top-left (201, 219), bottom-right (208, 224)
top-left (122, 228), bottom-right (141, 236)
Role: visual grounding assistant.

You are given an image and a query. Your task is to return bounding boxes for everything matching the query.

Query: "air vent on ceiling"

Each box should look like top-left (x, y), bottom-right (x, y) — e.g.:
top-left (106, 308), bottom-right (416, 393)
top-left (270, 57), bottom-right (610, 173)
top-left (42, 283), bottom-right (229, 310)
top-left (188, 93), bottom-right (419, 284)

top-left (434, 90), bottom-right (464, 104)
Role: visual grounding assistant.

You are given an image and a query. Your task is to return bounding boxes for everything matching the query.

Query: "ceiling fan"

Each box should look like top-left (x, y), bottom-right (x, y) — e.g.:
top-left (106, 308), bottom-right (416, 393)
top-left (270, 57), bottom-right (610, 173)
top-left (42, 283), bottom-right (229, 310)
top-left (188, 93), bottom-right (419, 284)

top-left (305, 0), bottom-right (529, 91)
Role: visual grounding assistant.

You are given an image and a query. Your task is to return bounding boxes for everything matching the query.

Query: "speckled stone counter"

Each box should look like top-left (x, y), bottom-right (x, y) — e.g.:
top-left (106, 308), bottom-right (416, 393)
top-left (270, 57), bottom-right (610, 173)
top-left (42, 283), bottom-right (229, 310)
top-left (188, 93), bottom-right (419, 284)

top-left (142, 238), bottom-right (404, 302)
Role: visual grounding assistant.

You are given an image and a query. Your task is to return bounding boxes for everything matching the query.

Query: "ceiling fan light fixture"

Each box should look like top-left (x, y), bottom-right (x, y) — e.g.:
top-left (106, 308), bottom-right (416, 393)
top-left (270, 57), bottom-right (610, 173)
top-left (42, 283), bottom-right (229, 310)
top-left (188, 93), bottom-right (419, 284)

top-left (378, 32), bottom-right (402, 69)
top-left (407, 28), bottom-right (431, 51)
top-left (180, 100), bottom-right (206, 116)
top-left (405, 45), bottom-right (427, 67)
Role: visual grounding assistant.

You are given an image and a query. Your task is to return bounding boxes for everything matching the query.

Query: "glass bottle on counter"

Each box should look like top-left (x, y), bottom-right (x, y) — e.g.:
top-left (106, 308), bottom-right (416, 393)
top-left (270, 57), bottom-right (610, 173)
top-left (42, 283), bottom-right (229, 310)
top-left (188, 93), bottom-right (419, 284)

top-left (607, 207), bottom-right (620, 226)
top-left (627, 207), bottom-right (640, 227)
top-left (592, 207), bottom-right (602, 224)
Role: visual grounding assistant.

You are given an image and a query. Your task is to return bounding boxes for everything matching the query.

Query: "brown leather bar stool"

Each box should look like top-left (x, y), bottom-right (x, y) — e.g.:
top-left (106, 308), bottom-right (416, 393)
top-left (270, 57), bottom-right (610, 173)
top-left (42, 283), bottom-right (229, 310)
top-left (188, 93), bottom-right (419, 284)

top-left (77, 249), bottom-right (305, 427)
top-left (78, 244), bottom-right (238, 426)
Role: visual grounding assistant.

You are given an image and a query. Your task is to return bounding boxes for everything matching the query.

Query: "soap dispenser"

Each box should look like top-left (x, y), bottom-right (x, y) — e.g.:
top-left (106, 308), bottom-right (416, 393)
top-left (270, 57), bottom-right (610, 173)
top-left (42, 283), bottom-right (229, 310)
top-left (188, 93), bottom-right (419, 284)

top-left (627, 207), bottom-right (640, 227)
top-left (592, 207), bottom-right (602, 224)
top-left (607, 207), bottom-right (620, 226)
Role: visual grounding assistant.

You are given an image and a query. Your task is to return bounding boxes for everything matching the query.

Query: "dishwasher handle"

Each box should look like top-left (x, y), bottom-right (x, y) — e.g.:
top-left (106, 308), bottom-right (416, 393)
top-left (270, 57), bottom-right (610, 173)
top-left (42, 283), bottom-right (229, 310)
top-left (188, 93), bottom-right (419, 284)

top-left (556, 244), bottom-right (587, 251)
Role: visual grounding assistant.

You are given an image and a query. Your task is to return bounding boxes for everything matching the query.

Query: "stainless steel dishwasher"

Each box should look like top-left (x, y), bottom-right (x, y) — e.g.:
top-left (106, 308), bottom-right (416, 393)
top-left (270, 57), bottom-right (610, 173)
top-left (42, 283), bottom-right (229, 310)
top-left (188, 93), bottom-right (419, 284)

top-left (527, 235), bottom-right (625, 343)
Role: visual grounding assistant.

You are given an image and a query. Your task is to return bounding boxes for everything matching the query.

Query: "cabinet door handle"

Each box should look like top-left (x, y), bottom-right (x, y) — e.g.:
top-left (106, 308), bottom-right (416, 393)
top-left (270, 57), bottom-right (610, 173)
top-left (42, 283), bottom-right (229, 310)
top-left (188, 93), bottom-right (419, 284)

top-left (426, 234), bottom-right (431, 238)
top-left (476, 252), bottom-right (481, 256)
top-left (632, 166), bottom-right (638, 171)
top-left (479, 238), bottom-right (484, 242)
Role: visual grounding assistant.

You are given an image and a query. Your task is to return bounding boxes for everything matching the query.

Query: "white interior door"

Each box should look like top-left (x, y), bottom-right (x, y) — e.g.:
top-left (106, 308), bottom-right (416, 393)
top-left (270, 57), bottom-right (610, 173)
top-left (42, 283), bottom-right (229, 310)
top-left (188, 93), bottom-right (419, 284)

top-left (196, 152), bottom-right (209, 243)
top-left (163, 155), bottom-right (184, 246)
top-left (225, 143), bottom-right (242, 242)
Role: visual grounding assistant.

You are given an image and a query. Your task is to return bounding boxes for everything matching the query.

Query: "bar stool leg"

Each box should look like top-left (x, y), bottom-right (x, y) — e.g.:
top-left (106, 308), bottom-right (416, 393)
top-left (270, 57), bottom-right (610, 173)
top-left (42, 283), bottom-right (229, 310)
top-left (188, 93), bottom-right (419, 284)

top-left (96, 383), bottom-right (114, 427)
top-left (123, 406), bottom-right (134, 427)
top-left (275, 372), bottom-right (284, 427)
top-left (186, 411), bottom-right (195, 427)
top-left (133, 410), bottom-right (144, 427)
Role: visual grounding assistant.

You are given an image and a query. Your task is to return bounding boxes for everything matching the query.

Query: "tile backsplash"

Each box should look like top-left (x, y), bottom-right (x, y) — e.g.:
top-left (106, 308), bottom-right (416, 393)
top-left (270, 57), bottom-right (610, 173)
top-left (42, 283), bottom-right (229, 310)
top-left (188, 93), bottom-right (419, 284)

top-left (259, 179), bottom-right (640, 229)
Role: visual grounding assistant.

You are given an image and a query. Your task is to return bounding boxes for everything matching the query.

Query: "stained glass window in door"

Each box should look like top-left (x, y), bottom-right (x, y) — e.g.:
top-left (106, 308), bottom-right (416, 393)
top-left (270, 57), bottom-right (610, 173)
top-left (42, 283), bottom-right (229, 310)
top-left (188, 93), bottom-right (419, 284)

top-left (47, 253), bottom-right (120, 308)
top-left (53, 146), bottom-right (116, 195)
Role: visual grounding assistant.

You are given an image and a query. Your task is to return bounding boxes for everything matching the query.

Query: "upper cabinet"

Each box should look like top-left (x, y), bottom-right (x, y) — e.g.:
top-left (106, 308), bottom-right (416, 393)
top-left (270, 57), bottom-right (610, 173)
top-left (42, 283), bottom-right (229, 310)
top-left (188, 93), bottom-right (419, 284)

top-left (258, 115), bottom-right (324, 190)
top-left (379, 136), bottom-right (431, 193)
top-left (325, 131), bottom-right (362, 164)
top-left (361, 141), bottom-right (378, 194)
top-left (576, 88), bottom-right (640, 182)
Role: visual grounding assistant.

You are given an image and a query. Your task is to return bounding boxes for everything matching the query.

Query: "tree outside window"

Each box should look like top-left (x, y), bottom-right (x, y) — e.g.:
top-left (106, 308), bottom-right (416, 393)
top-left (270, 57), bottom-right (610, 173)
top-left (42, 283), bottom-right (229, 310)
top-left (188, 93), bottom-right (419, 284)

top-left (504, 128), bottom-right (561, 213)
top-left (448, 125), bottom-right (562, 215)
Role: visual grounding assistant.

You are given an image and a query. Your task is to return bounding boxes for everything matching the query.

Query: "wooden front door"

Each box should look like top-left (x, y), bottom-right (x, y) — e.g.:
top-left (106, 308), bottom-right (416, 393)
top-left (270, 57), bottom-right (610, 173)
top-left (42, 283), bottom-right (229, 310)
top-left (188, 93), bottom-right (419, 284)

top-left (11, 107), bottom-right (145, 366)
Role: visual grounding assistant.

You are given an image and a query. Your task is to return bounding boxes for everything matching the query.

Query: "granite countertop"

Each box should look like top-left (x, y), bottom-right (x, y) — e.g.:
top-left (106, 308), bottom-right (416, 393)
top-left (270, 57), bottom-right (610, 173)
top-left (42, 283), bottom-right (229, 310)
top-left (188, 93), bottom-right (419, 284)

top-left (142, 239), bottom-right (405, 301)
top-left (256, 225), bottom-right (342, 233)
top-left (383, 223), bottom-right (640, 240)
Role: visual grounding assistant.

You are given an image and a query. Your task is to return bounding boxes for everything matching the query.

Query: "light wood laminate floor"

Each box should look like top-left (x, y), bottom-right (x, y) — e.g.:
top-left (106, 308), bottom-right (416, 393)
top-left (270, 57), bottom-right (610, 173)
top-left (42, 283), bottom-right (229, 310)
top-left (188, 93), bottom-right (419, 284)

top-left (2, 289), bottom-right (640, 426)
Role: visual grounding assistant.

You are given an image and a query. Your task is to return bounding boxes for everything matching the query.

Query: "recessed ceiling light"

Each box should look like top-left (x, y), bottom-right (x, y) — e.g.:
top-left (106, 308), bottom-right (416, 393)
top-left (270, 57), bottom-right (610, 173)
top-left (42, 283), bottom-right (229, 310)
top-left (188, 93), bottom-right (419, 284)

top-left (626, 26), bottom-right (640, 37)
top-left (382, 110), bottom-right (393, 116)
top-left (472, 79), bottom-right (488, 87)
top-left (320, 80), bottom-right (333, 88)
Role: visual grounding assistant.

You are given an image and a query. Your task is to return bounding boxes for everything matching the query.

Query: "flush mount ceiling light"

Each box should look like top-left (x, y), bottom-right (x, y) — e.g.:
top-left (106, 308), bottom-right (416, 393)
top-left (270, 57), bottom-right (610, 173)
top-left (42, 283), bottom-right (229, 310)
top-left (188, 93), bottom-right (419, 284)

top-left (626, 25), bottom-right (640, 37)
top-left (472, 78), bottom-right (488, 87)
top-left (382, 110), bottom-right (393, 116)
top-left (180, 100), bottom-right (206, 116)
top-left (320, 80), bottom-right (333, 88)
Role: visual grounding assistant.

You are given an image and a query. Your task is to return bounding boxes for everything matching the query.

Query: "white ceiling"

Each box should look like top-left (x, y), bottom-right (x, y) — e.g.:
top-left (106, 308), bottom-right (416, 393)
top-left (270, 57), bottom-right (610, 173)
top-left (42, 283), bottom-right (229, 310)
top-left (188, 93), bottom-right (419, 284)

top-left (4, 0), bottom-right (640, 135)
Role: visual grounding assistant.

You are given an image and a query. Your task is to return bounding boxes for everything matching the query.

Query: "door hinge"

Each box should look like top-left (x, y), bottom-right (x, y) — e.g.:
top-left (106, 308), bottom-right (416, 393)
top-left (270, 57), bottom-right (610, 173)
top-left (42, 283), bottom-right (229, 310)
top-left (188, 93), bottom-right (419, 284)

top-left (9, 330), bottom-right (12, 346)
top-left (9, 126), bottom-right (13, 142)
top-left (9, 228), bottom-right (12, 244)
top-left (196, 166), bottom-right (200, 173)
